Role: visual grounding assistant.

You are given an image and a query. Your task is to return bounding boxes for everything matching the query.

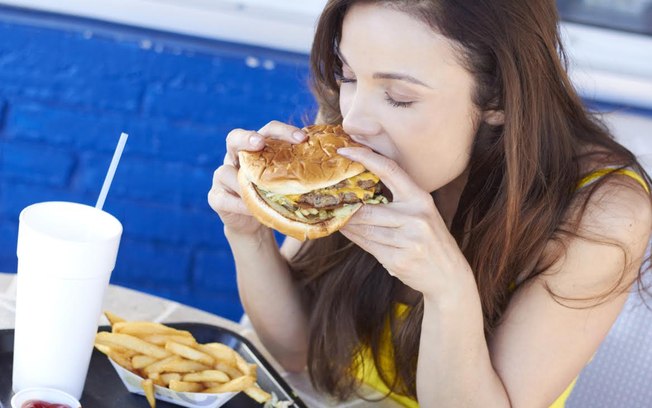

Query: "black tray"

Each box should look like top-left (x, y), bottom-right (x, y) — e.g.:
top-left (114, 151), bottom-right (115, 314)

top-left (0, 323), bottom-right (307, 408)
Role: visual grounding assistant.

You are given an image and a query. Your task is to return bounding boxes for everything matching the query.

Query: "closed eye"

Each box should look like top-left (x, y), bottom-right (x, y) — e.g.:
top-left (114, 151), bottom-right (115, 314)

top-left (385, 92), bottom-right (413, 108)
top-left (335, 72), bottom-right (356, 84)
top-left (335, 72), bottom-right (414, 108)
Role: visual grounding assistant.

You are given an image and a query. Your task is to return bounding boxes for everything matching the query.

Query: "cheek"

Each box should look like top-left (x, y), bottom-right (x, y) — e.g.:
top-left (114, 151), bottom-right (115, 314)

top-left (395, 120), bottom-right (476, 192)
top-left (339, 87), bottom-right (354, 116)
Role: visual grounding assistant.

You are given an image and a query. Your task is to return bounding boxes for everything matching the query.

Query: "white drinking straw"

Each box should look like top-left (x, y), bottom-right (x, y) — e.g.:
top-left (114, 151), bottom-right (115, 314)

top-left (95, 132), bottom-right (129, 210)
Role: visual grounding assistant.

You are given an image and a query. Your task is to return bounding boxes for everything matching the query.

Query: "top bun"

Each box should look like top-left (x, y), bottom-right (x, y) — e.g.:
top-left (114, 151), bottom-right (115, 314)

top-left (238, 124), bottom-right (366, 195)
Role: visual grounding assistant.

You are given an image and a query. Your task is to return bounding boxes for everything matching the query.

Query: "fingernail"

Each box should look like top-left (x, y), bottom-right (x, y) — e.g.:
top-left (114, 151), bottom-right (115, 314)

top-left (292, 131), bottom-right (306, 142)
top-left (337, 147), bottom-right (352, 156)
top-left (250, 135), bottom-right (262, 145)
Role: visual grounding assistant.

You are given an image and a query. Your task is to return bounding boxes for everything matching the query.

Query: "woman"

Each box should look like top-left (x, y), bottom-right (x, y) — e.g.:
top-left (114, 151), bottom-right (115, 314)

top-left (208, 1), bottom-right (652, 406)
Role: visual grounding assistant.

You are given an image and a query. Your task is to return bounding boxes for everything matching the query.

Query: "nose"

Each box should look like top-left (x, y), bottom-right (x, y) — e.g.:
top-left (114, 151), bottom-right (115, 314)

top-left (341, 90), bottom-right (382, 143)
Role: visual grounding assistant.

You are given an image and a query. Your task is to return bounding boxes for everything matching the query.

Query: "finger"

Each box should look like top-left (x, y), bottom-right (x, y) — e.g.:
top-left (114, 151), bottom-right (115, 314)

top-left (208, 188), bottom-right (250, 216)
top-left (212, 165), bottom-right (241, 196)
top-left (226, 128), bottom-right (265, 167)
top-left (223, 151), bottom-right (235, 166)
top-left (347, 204), bottom-right (403, 227)
top-left (340, 229), bottom-right (375, 255)
top-left (339, 230), bottom-right (400, 275)
top-left (258, 120), bottom-right (306, 143)
top-left (225, 122), bottom-right (307, 167)
top-left (337, 147), bottom-right (416, 203)
top-left (340, 223), bottom-right (405, 248)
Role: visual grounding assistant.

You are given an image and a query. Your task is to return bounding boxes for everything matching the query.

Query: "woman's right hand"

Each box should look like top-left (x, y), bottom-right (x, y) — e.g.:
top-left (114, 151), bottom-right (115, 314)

top-left (208, 121), bottom-right (307, 237)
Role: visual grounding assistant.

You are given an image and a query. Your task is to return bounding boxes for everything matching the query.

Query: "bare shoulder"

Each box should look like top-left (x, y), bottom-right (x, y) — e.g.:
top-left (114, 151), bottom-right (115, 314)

top-left (542, 172), bottom-right (652, 298)
top-left (577, 172), bottom-right (651, 241)
top-left (489, 172), bottom-right (651, 407)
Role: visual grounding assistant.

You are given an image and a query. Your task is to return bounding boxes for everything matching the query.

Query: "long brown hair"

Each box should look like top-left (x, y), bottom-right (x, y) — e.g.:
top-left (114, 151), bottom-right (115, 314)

top-left (289, 0), bottom-right (652, 402)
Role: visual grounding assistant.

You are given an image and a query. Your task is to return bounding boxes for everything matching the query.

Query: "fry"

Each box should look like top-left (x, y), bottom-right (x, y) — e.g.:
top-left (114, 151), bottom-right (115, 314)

top-left (245, 363), bottom-right (258, 379)
top-left (169, 380), bottom-right (203, 393)
top-left (182, 370), bottom-right (229, 383)
top-left (147, 372), bottom-right (165, 386)
top-left (203, 375), bottom-right (256, 393)
top-left (144, 358), bottom-right (211, 376)
top-left (141, 334), bottom-right (197, 347)
top-left (199, 343), bottom-right (237, 366)
top-left (96, 332), bottom-right (170, 359)
top-left (160, 373), bottom-right (182, 386)
top-left (234, 353), bottom-right (257, 378)
top-left (163, 359), bottom-right (212, 373)
top-left (104, 311), bottom-right (126, 326)
top-left (142, 379), bottom-right (156, 408)
top-left (107, 350), bottom-right (134, 372)
top-left (94, 342), bottom-right (138, 358)
top-left (95, 343), bottom-right (134, 371)
top-left (142, 356), bottom-right (182, 376)
top-left (132, 355), bottom-right (158, 370)
top-left (113, 321), bottom-right (193, 337)
top-left (202, 381), bottom-right (223, 388)
top-left (165, 341), bottom-right (214, 366)
top-left (215, 362), bottom-right (243, 380)
top-left (94, 343), bottom-right (112, 355)
top-left (244, 384), bottom-right (272, 403)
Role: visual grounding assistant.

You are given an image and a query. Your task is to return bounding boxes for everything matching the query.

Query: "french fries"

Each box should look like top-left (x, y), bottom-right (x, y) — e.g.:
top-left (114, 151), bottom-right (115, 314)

top-left (132, 355), bottom-right (158, 370)
top-left (105, 310), bottom-right (126, 326)
top-left (160, 372), bottom-right (182, 386)
top-left (95, 311), bottom-right (272, 407)
top-left (183, 370), bottom-right (230, 383)
top-left (142, 379), bottom-right (156, 408)
top-left (203, 375), bottom-right (256, 393)
top-left (169, 380), bottom-right (204, 393)
top-left (245, 384), bottom-right (276, 404)
top-left (96, 332), bottom-right (170, 359)
top-left (165, 341), bottom-right (215, 366)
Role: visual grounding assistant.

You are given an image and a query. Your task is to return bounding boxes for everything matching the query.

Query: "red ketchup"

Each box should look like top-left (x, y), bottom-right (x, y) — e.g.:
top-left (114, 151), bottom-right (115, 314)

top-left (21, 401), bottom-right (72, 408)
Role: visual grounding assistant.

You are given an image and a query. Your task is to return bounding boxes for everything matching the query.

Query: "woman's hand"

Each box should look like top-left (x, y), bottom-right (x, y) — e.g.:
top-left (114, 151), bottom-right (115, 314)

top-left (337, 147), bottom-right (472, 298)
top-left (208, 121), bottom-right (306, 237)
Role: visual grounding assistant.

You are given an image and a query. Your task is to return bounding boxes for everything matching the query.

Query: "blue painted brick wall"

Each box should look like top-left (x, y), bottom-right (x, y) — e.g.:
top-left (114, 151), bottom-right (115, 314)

top-left (0, 8), bottom-right (316, 321)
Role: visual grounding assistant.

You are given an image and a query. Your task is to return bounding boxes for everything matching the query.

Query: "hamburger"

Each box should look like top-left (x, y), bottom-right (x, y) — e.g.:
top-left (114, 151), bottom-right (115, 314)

top-left (237, 124), bottom-right (388, 241)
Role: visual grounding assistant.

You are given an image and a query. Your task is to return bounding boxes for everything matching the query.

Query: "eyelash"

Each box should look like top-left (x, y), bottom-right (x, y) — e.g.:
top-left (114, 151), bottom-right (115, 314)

top-left (335, 74), bottom-right (414, 108)
top-left (335, 74), bottom-right (355, 84)
top-left (384, 94), bottom-right (413, 108)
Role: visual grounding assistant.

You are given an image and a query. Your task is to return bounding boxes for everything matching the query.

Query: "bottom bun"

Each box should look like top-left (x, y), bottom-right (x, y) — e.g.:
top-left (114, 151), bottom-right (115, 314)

top-left (238, 170), bottom-right (362, 241)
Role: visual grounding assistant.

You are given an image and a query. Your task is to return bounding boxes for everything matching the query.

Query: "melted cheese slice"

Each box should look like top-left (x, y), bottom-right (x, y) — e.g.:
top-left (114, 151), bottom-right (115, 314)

top-left (285, 171), bottom-right (379, 204)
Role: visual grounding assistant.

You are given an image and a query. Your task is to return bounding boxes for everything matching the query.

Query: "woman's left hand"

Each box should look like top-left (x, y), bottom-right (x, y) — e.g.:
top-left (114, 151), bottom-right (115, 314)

top-left (337, 147), bottom-right (472, 297)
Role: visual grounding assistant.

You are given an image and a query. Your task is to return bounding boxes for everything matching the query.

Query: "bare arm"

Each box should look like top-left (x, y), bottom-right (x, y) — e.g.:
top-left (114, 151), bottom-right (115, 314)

top-left (417, 178), bottom-right (652, 407)
top-left (227, 228), bottom-right (309, 372)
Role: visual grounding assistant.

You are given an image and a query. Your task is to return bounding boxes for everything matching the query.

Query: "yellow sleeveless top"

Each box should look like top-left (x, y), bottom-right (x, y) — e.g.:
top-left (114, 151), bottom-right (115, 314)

top-left (355, 169), bottom-right (649, 407)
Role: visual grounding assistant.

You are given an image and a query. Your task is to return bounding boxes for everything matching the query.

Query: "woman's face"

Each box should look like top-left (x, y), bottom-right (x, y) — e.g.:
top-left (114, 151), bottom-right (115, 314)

top-left (338, 3), bottom-right (479, 192)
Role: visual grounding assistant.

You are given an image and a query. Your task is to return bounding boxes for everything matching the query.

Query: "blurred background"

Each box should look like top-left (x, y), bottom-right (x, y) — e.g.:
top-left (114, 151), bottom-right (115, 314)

top-left (0, 0), bottom-right (322, 321)
top-left (0, 0), bottom-right (650, 336)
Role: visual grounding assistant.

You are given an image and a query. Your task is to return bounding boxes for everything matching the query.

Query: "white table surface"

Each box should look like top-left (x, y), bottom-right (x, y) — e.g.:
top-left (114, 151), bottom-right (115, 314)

top-left (0, 272), bottom-right (399, 408)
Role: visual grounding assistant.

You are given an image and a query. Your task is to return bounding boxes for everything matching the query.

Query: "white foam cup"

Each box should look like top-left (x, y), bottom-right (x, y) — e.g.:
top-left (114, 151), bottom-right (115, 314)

top-left (12, 201), bottom-right (122, 399)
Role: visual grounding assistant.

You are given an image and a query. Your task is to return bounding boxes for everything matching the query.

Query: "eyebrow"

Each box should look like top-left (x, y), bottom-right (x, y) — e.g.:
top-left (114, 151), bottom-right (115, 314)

top-left (372, 72), bottom-right (433, 89)
top-left (336, 48), bottom-right (433, 89)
